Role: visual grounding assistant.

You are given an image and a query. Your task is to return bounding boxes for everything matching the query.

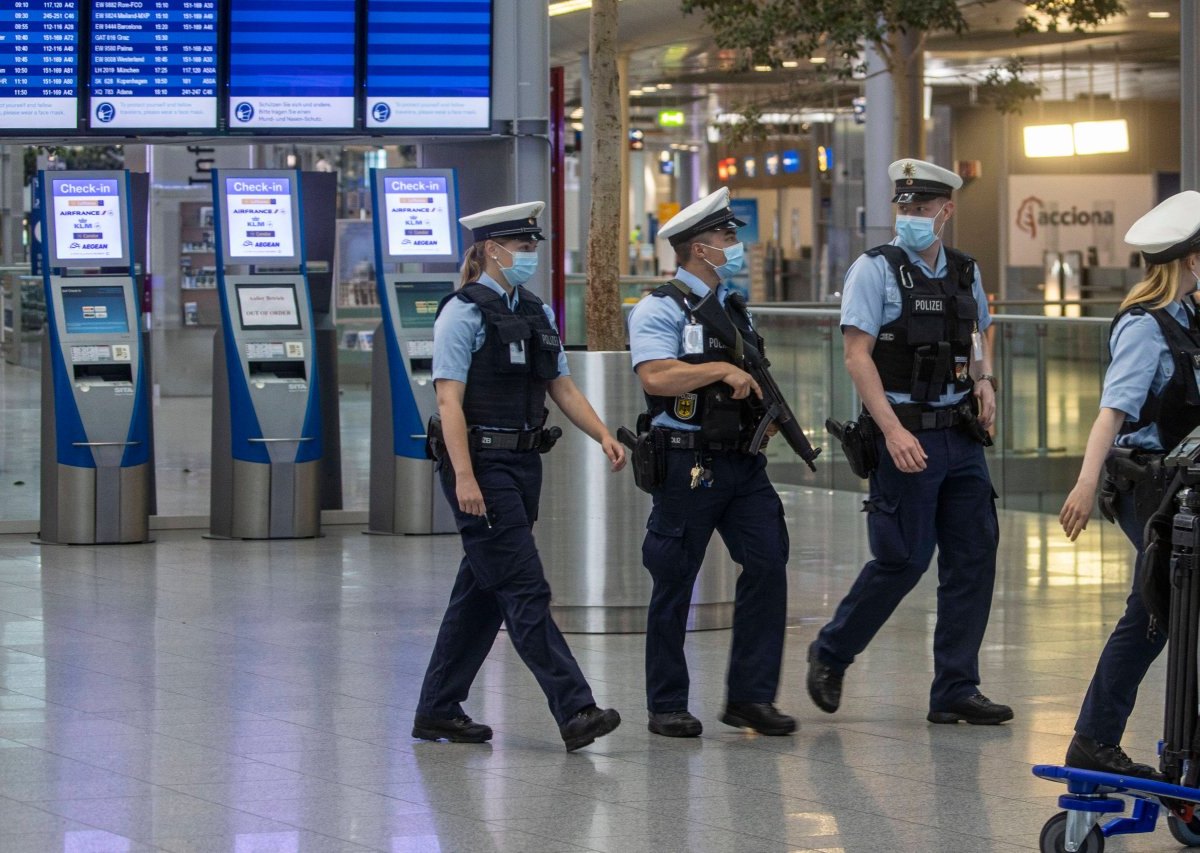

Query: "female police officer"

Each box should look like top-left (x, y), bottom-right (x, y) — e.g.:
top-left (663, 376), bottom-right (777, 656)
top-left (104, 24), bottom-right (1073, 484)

top-left (412, 201), bottom-right (625, 752)
top-left (1060, 190), bottom-right (1200, 778)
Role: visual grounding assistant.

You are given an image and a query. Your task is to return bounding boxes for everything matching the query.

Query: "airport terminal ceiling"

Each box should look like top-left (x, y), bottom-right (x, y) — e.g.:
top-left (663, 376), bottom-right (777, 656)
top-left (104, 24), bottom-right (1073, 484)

top-left (550, 0), bottom-right (1183, 135)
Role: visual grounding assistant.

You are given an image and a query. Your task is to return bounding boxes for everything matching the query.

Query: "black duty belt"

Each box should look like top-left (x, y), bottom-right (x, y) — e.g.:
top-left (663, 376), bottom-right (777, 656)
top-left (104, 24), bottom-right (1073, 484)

top-left (468, 427), bottom-right (543, 452)
top-left (652, 428), bottom-right (746, 453)
top-left (889, 403), bottom-right (966, 432)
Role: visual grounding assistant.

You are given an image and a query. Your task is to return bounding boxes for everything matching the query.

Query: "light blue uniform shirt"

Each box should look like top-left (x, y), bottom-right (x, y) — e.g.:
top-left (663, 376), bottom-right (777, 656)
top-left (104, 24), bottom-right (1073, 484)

top-left (1105, 299), bottom-right (1197, 451)
top-left (840, 238), bottom-right (992, 407)
top-left (627, 267), bottom-right (736, 431)
top-left (431, 271), bottom-right (569, 384)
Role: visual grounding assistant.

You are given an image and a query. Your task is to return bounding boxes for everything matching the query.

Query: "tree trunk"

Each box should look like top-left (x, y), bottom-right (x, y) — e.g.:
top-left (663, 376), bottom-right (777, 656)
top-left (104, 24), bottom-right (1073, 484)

top-left (888, 28), bottom-right (926, 161)
top-left (585, 0), bottom-right (625, 351)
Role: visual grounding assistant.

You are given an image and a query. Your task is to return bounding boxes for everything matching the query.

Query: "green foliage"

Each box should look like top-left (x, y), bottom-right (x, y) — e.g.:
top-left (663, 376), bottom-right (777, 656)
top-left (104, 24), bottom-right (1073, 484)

top-left (683, 0), bottom-right (1125, 129)
top-left (977, 58), bottom-right (1043, 114)
top-left (1015, 0), bottom-right (1126, 35)
top-left (680, 0), bottom-right (969, 75)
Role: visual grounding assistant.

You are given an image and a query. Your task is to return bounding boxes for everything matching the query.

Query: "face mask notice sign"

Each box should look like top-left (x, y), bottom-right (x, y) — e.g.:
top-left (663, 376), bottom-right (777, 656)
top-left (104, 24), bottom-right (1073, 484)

top-left (51, 178), bottom-right (124, 262)
top-left (383, 175), bottom-right (454, 259)
top-left (224, 176), bottom-right (295, 260)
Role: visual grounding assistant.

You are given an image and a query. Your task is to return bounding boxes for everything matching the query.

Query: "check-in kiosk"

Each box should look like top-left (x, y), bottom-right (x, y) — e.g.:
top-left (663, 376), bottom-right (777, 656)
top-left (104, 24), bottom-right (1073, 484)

top-left (210, 170), bottom-right (322, 539)
top-left (367, 169), bottom-right (459, 534)
top-left (37, 170), bottom-right (151, 544)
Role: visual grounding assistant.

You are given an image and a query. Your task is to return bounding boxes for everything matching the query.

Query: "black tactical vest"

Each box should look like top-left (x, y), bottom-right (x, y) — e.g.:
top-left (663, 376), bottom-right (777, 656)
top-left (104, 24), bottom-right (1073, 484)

top-left (643, 281), bottom-right (758, 442)
top-left (867, 245), bottom-right (978, 402)
top-left (1112, 304), bottom-right (1200, 453)
top-left (436, 282), bottom-right (561, 430)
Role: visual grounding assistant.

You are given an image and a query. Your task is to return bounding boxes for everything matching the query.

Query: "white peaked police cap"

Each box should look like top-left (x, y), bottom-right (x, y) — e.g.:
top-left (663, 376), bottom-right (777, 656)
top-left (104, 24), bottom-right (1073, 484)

top-left (658, 187), bottom-right (746, 246)
top-left (459, 201), bottom-right (546, 243)
top-left (1124, 191), bottom-right (1200, 264)
top-left (888, 159), bottom-right (963, 203)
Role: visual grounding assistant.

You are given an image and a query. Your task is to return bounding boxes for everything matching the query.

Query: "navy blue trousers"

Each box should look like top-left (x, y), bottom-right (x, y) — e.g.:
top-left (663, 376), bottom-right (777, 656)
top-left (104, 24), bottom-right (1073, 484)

top-left (813, 426), bottom-right (999, 710)
top-left (1074, 490), bottom-right (1166, 745)
top-left (416, 450), bottom-right (595, 727)
top-left (641, 449), bottom-right (789, 712)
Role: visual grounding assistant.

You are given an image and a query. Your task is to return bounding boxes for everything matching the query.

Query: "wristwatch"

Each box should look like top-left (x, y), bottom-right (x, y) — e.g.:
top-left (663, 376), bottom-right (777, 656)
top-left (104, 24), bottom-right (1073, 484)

top-left (976, 373), bottom-right (999, 393)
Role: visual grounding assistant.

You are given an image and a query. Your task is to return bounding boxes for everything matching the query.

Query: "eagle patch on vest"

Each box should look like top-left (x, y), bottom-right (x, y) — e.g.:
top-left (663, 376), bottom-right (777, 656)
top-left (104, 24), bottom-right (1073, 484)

top-left (674, 393), bottom-right (698, 420)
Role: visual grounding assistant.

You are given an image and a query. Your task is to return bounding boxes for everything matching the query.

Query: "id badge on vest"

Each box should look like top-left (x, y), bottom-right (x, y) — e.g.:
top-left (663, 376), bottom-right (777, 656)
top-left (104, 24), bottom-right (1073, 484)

top-left (510, 341), bottom-right (527, 365)
top-left (683, 323), bottom-right (704, 355)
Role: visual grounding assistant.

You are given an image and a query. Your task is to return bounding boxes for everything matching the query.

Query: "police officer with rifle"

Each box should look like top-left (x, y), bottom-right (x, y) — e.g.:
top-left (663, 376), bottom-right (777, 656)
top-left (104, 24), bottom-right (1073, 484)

top-left (807, 160), bottom-right (1012, 727)
top-left (626, 187), bottom-right (817, 739)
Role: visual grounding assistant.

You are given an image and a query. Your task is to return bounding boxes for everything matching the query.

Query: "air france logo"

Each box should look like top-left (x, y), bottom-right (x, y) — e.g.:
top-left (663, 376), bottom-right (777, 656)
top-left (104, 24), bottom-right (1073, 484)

top-left (372, 102), bottom-right (391, 123)
top-left (234, 102), bottom-right (255, 123)
top-left (94, 102), bottom-right (116, 124)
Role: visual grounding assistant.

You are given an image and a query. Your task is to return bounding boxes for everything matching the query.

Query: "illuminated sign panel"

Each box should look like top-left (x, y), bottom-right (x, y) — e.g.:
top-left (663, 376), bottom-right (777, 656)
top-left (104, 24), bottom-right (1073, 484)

top-left (0, 0), bottom-right (80, 131)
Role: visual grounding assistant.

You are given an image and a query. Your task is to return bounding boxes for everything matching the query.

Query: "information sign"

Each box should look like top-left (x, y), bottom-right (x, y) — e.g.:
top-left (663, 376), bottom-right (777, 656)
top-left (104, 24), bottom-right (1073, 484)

top-left (382, 175), bottom-right (455, 260)
top-left (222, 175), bottom-right (297, 260)
top-left (0, 0), bottom-right (80, 131)
top-left (228, 0), bottom-right (356, 130)
top-left (50, 177), bottom-right (127, 264)
top-left (235, 283), bottom-right (301, 330)
top-left (365, 0), bottom-right (490, 130)
top-left (88, 0), bottom-right (218, 130)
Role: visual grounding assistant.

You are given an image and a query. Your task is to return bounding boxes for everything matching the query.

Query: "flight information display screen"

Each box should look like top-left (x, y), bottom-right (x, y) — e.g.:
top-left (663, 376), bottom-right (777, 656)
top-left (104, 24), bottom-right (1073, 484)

top-left (0, 0), bottom-right (80, 131)
top-left (364, 0), bottom-right (491, 130)
top-left (228, 0), bottom-right (356, 130)
top-left (88, 0), bottom-right (218, 130)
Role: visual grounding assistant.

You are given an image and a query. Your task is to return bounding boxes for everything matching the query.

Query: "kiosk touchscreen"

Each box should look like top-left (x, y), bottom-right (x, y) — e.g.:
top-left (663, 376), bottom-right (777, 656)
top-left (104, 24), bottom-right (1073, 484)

top-left (210, 170), bottom-right (322, 539)
top-left (37, 171), bottom-right (151, 544)
top-left (368, 169), bottom-right (459, 534)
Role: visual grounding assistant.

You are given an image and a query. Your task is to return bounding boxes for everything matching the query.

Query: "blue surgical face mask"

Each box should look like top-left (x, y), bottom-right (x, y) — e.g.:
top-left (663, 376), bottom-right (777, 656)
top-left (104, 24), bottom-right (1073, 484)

top-left (699, 241), bottom-right (745, 280)
top-left (495, 244), bottom-right (538, 286)
top-left (895, 209), bottom-right (946, 252)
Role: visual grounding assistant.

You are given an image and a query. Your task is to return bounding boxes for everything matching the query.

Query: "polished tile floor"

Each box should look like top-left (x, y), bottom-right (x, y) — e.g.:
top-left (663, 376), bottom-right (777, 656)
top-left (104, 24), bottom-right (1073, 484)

top-left (0, 484), bottom-right (1181, 853)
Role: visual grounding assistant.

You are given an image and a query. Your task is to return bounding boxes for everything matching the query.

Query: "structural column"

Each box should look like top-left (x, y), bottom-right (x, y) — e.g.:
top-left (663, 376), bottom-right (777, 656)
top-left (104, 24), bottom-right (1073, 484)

top-left (1183, 1), bottom-right (1199, 191)
top-left (863, 39), bottom-right (895, 251)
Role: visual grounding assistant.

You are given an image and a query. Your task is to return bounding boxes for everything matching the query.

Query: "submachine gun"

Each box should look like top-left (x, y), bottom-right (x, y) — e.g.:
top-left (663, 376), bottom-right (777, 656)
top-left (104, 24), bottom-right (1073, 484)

top-left (1145, 427), bottom-right (1200, 802)
top-left (686, 288), bottom-right (821, 470)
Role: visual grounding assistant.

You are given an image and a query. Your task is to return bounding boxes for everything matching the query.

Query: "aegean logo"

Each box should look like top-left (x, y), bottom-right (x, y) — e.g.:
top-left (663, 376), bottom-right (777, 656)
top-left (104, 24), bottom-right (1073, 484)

top-left (234, 102), bottom-right (255, 123)
top-left (1016, 195), bottom-right (1115, 240)
top-left (94, 102), bottom-right (116, 124)
top-left (372, 102), bottom-right (391, 123)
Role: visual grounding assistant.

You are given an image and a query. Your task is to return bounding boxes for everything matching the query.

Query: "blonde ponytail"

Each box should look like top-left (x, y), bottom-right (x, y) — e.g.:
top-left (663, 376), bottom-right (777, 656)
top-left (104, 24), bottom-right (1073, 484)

top-left (458, 242), bottom-right (487, 288)
top-left (1120, 260), bottom-right (1185, 312)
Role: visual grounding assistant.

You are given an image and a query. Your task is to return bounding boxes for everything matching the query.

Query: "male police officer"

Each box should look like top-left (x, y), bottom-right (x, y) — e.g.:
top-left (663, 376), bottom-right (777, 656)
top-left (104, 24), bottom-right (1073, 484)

top-left (628, 187), bottom-right (794, 738)
top-left (806, 160), bottom-right (1012, 726)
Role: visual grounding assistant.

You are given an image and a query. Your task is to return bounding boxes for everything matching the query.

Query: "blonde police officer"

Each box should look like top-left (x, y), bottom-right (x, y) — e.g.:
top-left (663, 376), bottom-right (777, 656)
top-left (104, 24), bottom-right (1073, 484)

top-left (1060, 191), bottom-right (1200, 779)
top-left (413, 201), bottom-right (625, 752)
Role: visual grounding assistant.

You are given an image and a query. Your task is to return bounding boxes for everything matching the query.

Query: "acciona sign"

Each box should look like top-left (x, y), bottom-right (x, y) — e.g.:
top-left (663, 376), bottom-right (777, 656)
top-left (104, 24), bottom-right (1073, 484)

top-left (1007, 175), bottom-right (1153, 267)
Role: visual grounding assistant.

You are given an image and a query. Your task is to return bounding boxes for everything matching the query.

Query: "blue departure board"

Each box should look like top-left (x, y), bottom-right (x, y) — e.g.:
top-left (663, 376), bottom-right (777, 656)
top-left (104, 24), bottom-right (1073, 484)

top-left (89, 0), bottom-right (218, 130)
top-left (228, 0), bottom-right (356, 130)
top-left (0, 1), bottom-right (79, 131)
top-left (365, 0), bottom-right (491, 131)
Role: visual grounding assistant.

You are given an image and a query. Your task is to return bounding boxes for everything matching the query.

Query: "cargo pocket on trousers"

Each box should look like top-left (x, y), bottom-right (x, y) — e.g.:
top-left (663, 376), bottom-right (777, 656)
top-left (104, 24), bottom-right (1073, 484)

top-left (862, 493), bottom-right (908, 566)
top-left (986, 486), bottom-right (1000, 547)
top-left (643, 510), bottom-right (687, 582)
